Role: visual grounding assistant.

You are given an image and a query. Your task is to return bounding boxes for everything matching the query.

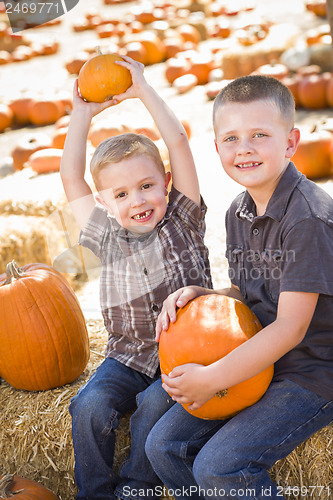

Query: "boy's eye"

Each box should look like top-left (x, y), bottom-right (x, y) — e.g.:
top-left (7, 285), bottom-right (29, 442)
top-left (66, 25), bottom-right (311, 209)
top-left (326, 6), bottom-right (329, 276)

top-left (254, 132), bottom-right (266, 138)
top-left (224, 136), bottom-right (237, 142)
top-left (116, 192), bottom-right (127, 199)
top-left (142, 183), bottom-right (152, 190)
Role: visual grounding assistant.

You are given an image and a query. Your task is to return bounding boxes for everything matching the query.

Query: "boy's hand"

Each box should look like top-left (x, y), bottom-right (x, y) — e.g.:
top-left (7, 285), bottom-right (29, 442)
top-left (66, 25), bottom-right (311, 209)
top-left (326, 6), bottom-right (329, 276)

top-left (162, 363), bottom-right (216, 411)
top-left (111, 56), bottom-right (148, 103)
top-left (155, 286), bottom-right (200, 342)
top-left (72, 79), bottom-right (116, 118)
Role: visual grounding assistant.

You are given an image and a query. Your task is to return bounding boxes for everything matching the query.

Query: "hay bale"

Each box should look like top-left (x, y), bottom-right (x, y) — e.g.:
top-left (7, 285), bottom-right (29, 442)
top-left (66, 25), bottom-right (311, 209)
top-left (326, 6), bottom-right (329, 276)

top-left (1, 319), bottom-right (331, 500)
top-left (270, 426), bottom-right (333, 499)
top-left (0, 215), bottom-right (54, 274)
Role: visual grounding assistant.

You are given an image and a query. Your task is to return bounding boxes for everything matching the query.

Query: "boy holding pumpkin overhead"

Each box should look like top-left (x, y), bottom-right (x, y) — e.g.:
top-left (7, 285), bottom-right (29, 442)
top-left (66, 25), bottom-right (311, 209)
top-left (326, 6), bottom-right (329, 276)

top-left (60, 56), bottom-right (212, 499)
top-left (139, 75), bottom-right (333, 499)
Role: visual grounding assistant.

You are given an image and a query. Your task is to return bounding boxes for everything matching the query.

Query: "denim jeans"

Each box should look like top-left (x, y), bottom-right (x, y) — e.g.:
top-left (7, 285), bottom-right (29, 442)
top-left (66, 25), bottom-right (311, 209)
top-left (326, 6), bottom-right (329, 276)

top-left (116, 378), bottom-right (176, 500)
top-left (145, 379), bottom-right (333, 500)
top-left (69, 357), bottom-right (162, 500)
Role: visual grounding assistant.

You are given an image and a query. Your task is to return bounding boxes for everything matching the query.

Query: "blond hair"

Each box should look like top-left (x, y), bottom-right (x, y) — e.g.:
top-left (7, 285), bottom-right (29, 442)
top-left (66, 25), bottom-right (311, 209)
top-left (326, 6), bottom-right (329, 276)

top-left (91, 133), bottom-right (165, 190)
top-left (213, 75), bottom-right (295, 131)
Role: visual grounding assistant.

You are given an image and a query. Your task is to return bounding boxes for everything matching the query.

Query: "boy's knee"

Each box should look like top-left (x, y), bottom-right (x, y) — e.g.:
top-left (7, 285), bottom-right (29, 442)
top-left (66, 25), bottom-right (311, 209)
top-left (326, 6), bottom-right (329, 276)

top-left (145, 425), bottom-right (164, 464)
top-left (136, 378), bottom-right (174, 417)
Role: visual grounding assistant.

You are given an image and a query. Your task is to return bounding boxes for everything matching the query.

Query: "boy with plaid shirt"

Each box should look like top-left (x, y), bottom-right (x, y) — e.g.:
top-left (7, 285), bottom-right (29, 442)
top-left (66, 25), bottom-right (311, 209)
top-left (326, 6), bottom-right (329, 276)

top-left (60, 56), bottom-right (212, 499)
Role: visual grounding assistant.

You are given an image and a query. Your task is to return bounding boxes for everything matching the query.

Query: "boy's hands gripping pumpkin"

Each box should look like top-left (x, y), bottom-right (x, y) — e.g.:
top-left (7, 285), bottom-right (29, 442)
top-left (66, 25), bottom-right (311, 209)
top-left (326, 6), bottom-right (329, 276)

top-left (72, 79), bottom-right (115, 119)
top-left (162, 363), bottom-right (216, 411)
top-left (155, 286), bottom-right (204, 342)
top-left (110, 56), bottom-right (148, 104)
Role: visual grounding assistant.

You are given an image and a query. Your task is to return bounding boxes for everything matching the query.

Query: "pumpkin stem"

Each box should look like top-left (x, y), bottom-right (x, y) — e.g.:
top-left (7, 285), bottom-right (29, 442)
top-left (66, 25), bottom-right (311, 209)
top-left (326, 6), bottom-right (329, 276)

top-left (0, 474), bottom-right (24, 498)
top-left (96, 45), bottom-right (102, 55)
top-left (215, 389), bottom-right (228, 399)
top-left (4, 261), bottom-right (26, 285)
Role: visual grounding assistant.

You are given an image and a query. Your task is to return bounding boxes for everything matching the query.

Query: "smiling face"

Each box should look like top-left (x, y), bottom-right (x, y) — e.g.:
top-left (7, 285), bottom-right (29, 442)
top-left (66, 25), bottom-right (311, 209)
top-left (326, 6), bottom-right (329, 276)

top-left (214, 99), bottom-right (300, 213)
top-left (95, 155), bottom-right (171, 235)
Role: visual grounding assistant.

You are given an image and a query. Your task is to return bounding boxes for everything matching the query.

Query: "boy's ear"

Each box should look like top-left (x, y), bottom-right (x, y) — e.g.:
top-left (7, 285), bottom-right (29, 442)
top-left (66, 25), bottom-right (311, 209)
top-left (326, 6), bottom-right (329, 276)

top-left (95, 193), bottom-right (113, 214)
top-left (286, 127), bottom-right (301, 158)
top-left (214, 139), bottom-right (219, 154)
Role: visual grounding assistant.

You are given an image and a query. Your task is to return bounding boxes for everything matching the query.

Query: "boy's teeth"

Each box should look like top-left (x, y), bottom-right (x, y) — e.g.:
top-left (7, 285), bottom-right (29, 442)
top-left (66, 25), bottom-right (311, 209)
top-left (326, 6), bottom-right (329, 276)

top-left (133, 210), bottom-right (152, 220)
top-left (238, 162), bottom-right (260, 168)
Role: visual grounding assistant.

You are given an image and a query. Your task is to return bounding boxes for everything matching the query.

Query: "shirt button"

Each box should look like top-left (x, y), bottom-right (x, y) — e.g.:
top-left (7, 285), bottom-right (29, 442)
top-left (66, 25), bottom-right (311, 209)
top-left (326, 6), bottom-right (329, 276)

top-left (252, 228), bottom-right (259, 236)
top-left (254, 252), bottom-right (261, 261)
top-left (143, 267), bottom-right (148, 275)
top-left (152, 304), bottom-right (159, 312)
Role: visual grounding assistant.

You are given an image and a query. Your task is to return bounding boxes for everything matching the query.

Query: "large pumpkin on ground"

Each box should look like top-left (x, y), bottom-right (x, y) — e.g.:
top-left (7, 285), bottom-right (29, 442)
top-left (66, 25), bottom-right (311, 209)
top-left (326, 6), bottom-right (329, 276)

top-left (0, 261), bottom-right (90, 391)
top-left (0, 473), bottom-right (59, 499)
top-left (159, 294), bottom-right (274, 420)
top-left (292, 126), bottom-right (332, 179)
top-left (78, 53), bottom-right (132, 102)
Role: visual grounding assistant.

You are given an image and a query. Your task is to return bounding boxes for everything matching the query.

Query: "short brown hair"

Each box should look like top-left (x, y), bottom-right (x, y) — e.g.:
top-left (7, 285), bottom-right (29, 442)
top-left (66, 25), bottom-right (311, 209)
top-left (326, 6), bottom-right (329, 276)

top-left (91, 133), bottom-right (165, 190)
top-left (213, 75), bottom-right (295, 131)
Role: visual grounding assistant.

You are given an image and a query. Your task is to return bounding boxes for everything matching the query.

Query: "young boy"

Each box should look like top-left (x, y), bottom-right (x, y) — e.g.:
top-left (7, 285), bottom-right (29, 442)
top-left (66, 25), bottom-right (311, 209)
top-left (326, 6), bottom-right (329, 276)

top-left (60, 57), bottom-right (212, 499)
top-left (143, 75), bottom-right (333, 499)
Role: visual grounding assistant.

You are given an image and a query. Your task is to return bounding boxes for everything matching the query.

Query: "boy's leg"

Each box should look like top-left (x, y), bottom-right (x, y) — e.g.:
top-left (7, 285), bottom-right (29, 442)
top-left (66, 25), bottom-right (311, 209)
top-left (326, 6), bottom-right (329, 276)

top-left (115, 378), bottom-right (176, 500)
top-left (146, 379), bottom-right (333, 500)
top-left (69, 357), bottom-right (159, 500)
top-left (146, 402), bottom-right (223, 499)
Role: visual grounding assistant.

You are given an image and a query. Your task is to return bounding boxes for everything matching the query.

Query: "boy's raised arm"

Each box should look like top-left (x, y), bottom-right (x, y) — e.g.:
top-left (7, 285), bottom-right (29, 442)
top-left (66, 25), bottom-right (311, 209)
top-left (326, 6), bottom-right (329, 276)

top-left (60, 80), bottom-right (114, 230)
top-left (113, 57), bottom-right (200, 206)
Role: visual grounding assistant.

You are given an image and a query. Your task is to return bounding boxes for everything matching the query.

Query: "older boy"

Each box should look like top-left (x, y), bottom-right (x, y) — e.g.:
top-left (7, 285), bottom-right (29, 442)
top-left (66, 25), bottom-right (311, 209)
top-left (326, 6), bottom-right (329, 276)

top-left (144, 75), bottom-right (333, 499)
top-left (60, 57), bottom-right (212, 499)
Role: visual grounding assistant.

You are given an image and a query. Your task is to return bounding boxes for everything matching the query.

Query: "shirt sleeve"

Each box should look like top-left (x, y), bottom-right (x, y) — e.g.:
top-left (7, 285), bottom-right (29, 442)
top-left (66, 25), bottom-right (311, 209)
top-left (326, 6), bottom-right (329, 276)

top-left (79, 205), bottom-right (109, 259)
top-left (167, 185), bottom-right (208, 237)
top-left (281, 217), bottom-right (333, 296)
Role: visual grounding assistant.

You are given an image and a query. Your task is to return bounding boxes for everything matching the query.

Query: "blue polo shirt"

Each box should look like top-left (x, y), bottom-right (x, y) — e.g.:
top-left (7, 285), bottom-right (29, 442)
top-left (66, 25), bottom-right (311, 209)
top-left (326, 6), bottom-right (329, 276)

top-left (225, 162), bottom-right (333, 400)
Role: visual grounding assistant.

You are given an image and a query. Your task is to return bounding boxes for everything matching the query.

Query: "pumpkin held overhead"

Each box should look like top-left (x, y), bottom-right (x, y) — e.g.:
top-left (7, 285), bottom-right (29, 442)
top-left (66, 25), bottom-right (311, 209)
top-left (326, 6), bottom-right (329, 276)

top-left (78, 53), bottom-right (132, 103)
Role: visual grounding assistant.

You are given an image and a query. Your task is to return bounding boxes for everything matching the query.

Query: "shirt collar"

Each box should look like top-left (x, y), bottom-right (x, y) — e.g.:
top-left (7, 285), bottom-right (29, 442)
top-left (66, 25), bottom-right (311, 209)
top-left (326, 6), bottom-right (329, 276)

top-left (236, 162), bottom-right (303, 223)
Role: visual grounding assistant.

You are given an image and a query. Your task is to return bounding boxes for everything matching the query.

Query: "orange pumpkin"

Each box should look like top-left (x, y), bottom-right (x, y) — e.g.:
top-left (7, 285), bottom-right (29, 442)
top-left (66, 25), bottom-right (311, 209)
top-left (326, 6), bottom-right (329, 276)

top-left (122, 41), bottom-right (148, 64)
top-left (28, 99), bottom-right (64, 126)
top-left (292, 126), bottom-right (333, 179)
top-left (298, 73), bottom-right (329, 109)
top-left (0, 473), bottom-right (59, 499)
top-left (24, 148), bottom-right (63, 174)
top-left (78, 53), bottom-right (132, 103)
top-left (326, 75), bottom-right (333, 108)
top-left (165, 57), bottom-right (191, 84)
top-left (159, 294), bottom-right (274, 420)
top-left (173, 73), bottom-right (198, 94)
top-left (254, 62), bottom-right (289, 80)
top-left (88, 118), bottom-right (131, 147)
top-left (11, 132), bottom-right (52, 170)
top-left (0, 261), bottom-right (90, 391)
top-left (0, 104), bottom-right (13, 133)
top-left (51, 126), bottom-right (68, 149)
top-left (138, 31), bottom-right (166, 65)
top-left (9, 96), bottom-right (35, 126)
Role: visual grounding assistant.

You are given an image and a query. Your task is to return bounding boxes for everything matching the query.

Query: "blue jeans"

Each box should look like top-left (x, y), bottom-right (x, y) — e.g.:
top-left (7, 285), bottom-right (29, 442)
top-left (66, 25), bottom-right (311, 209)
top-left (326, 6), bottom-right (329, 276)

top-left (145, 379), bottom-right (333, 500)
top-left (69, 358), bottom-right (164, 500)
top-left (116, 378), bottom-right (176, 500)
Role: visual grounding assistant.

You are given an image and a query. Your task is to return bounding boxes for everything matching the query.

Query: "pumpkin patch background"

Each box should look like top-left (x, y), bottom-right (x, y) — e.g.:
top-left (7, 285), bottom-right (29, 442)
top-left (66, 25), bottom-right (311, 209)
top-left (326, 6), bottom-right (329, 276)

top-left (0, 0), bottom-right (332, 498)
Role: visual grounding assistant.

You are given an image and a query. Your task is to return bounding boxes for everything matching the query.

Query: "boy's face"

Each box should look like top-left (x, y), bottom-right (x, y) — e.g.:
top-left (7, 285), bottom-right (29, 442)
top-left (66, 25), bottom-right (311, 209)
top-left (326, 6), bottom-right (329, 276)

top-left (96, 155), bottom-right (171, 235)
top-left (214, 99), bottom-right (300, 206)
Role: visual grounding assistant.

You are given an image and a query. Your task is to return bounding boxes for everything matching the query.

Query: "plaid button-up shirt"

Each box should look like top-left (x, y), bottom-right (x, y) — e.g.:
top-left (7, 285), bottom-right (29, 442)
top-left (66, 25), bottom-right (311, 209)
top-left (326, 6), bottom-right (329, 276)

top-left (79, 186), bottom-right (213, 377)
